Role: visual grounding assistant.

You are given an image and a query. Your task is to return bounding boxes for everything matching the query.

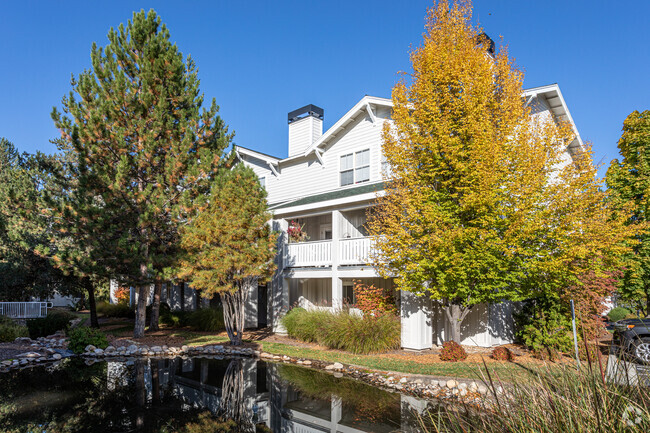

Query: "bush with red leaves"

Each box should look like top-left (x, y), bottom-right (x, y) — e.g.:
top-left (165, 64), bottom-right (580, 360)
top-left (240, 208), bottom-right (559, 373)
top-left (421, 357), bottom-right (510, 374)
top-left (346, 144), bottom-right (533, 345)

top-left (491, 346), bottom-right (515, 361)
top-left (439, 341), bottom-right (468, 362)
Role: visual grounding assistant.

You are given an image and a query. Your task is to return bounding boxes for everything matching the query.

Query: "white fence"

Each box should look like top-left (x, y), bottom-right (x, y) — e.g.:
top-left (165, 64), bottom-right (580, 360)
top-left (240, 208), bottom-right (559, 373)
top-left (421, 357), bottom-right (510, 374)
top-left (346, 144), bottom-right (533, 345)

top-left (0, 302), bottom-right (52, 319)
top-left (284, 240), bottom-right (332, 267)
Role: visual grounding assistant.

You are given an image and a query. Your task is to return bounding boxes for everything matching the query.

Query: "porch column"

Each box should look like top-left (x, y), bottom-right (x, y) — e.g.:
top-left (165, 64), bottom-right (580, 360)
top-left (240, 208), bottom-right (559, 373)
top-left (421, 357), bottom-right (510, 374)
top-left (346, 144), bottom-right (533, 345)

top-left (400, 290), bottom-right (433, 350)
top-left (274, 278), bottom-right (290, 334)
top-left (331, 210), bottom-right (342, 309)
top-left (109, 279), bottom-right (118, 304)
top-left (272, 219), bottom-right (290, 333)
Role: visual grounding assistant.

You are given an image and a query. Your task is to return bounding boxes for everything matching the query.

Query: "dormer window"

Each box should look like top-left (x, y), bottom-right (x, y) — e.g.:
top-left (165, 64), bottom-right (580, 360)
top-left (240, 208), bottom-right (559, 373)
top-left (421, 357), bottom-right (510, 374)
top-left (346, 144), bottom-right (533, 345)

top-left (340, 149), bottom-right (370, 186)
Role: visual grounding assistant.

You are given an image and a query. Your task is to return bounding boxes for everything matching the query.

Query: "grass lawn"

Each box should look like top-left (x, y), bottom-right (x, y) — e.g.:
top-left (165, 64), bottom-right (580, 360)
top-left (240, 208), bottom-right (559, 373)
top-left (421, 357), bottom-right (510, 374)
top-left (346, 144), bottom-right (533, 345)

top-left (254, 340), bottom-right (550, 381)
top-left (92, 317), bottom-right (559, 381)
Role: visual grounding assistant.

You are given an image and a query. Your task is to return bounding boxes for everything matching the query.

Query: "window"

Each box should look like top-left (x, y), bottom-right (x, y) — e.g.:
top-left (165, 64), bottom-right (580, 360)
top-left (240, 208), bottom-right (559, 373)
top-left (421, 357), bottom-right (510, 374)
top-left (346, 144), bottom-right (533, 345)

top-left (355, 149), bottom-right (370, 183)
top-left (343, 283), bottom-right (355, 305)
top-left (340, 149), bottom-right (370, 186)
top-left (340, 153), bottom-right (354, 186)
top-left (259, 176), bottom-right (266, 189)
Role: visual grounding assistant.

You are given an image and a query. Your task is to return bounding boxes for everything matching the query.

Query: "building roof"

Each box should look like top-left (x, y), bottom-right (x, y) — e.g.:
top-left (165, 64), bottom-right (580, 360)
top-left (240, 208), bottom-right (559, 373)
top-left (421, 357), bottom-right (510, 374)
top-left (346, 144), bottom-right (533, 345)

top-left (240, 85), bottom-right (582, 165)
top-left (269, 181), bottom-right (384, 210)
top-left (522, 83), bottom-right (584, 153)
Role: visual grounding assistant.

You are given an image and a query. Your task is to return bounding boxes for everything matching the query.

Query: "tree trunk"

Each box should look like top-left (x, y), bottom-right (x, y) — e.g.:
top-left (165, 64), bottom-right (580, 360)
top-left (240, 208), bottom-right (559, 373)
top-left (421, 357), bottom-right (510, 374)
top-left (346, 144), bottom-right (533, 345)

top-left (444, 303), bottom-right (472, 343)
top-left (151, 359), bottom-right (160, 405)
top-left (220, 279), bottom-right (251, 346)
top-left (85, 278), bottom-right (99, 329)
top-left (149, 280), bottom-right (162, 331)
top-left (180, 281), bottom-right (185, 311)
top-left (219, 359), bottom-right (253, 430)
top-left (133, 284), bottom-right (148, 338)
top-left (135, 359), bottom-right (146, 428)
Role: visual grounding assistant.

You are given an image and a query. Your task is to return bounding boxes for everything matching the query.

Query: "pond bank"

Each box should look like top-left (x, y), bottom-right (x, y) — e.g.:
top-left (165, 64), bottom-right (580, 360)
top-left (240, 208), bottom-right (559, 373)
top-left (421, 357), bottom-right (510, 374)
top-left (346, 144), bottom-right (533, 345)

top-left (1, 335), bottom-right (496, 405)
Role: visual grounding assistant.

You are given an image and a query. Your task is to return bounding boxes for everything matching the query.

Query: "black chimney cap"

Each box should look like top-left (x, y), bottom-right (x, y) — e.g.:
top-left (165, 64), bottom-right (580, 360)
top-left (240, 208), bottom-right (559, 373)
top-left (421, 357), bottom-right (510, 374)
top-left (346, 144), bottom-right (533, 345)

top-left (288, 104), bottom-right (324, 124)
top-left (475, 32), bottom-right (495, 55)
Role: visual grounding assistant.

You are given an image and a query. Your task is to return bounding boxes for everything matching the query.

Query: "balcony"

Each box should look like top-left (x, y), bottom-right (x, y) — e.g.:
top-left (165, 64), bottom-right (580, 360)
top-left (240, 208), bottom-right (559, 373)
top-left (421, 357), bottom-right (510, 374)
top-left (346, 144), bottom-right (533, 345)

top-left (283, 237), bottom-right (375, 268)
top-left (339, 237), bottom-right (372, 265)
top-left (284, 240), bottom-right (332, 267)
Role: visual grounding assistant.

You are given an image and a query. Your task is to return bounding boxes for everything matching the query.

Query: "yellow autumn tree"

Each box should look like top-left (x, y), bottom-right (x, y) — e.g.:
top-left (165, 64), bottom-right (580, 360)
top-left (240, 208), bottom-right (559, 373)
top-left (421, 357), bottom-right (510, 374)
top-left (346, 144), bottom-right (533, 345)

top-left (368, 0), bottom-right (635, 343)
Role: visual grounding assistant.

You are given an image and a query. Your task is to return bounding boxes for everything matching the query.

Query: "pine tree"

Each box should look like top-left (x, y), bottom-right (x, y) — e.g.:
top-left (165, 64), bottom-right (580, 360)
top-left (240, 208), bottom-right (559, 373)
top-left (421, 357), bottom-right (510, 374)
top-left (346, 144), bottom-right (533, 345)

top-left (178, 164), bottom-right (276, 345)
top-left (606, 110), bottom-right (650, 316)
top-left (50, 10), bottom-right (232, 337)
top-left (0, 139), bottom-right (83, 303)
top-left (368, 0), bottom-right (634, 343)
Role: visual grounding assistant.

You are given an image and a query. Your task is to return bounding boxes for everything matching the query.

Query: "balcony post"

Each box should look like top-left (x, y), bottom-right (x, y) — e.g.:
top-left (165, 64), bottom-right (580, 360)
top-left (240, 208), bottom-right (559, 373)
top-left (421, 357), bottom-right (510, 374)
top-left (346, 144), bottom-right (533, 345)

top-left (331, 210), bottom-right (342, 309)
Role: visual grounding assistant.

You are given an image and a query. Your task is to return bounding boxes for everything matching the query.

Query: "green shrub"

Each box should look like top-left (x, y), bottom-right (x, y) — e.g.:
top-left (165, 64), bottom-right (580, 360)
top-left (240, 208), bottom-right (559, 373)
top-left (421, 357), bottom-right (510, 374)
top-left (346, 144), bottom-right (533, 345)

top-left (96, 301), bottom-right (134, 318)
top-left (186, 307), bottom-right (225, 332)
top-left (439, 341), bottom-right (468, 362)
top-left (68, 326), bottom-right (109, 354)
top-left (491, 346), bottom-right (515, 361)
top-left (515, 297), bottom-right (574, 360)
top-left (26, 310), bottom-right (75, 339)
top-left (607, 306), bottom-right (632, 322)
top-left (0, 316), bottom-right (29, 342)
top-left (161, 310), bottom-right (191, 327)
top-left (282, 308), bottom-right (401, 354)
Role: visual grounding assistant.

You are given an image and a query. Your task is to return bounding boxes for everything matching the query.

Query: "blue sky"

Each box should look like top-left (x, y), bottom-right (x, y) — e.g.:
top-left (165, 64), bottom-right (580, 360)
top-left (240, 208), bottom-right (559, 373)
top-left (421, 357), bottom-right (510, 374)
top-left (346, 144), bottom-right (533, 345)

top-left (1, 1), bottom-right (648, 178)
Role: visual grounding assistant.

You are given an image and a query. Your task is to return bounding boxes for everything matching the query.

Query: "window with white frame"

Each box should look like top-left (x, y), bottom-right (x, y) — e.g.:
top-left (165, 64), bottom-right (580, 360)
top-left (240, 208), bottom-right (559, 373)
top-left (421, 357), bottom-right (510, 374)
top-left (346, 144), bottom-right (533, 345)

top-left (340, 149), bottom-right (370, 186)
top-left (259, 176), bottom-right (266, 189)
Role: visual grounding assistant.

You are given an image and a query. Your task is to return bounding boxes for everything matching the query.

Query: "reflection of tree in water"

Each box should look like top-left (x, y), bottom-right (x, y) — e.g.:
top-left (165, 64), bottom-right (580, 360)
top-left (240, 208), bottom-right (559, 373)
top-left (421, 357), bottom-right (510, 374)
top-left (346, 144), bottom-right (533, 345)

top-left (218, 359), bottom-right (255, 433)
top-left (0, 358), bottom-right (205, 432)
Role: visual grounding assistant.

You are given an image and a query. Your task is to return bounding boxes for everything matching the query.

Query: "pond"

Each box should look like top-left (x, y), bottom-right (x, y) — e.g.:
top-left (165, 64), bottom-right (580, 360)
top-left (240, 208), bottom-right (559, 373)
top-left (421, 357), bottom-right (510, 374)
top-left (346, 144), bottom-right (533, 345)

top-left (0, 356), bottom-right (439, 432)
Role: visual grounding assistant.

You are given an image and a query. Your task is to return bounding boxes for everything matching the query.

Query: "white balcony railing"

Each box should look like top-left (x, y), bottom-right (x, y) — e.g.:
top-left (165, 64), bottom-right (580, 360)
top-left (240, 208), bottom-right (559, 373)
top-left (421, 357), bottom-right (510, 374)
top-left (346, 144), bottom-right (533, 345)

top-left (284, 240), bottom-right (332, 267)
top-left (0, 302), bottom-right (52, 319)
top-left (340, 237), bottom-right (374, 265)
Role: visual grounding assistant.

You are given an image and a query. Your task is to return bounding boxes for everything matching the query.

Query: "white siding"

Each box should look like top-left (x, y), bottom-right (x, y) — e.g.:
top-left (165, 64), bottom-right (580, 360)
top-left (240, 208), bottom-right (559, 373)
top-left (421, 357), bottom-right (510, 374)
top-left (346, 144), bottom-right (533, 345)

top-left (339, 209), bottom-right (368, 238)
top-left (288, 116), bottom-right (322, 157)
top-left (266, 112), bottom-right (388, 204)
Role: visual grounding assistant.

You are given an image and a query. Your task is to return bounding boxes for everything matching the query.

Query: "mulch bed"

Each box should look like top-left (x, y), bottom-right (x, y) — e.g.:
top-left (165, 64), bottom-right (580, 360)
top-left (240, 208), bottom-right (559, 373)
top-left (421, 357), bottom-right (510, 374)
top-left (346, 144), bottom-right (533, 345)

top-left (0, 342), bottom-right (42, 361)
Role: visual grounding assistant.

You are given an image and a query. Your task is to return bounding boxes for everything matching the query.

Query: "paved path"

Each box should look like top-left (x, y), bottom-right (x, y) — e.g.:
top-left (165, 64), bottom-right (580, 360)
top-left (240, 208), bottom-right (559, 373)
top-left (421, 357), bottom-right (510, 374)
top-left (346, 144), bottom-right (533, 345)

top-left (606, 354), bottom-right (650, 386)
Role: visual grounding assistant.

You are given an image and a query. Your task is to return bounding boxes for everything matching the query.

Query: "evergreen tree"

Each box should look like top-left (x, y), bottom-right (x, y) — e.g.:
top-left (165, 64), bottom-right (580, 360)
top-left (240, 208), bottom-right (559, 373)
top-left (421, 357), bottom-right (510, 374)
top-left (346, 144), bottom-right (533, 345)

top-left (178, 164), bottom-right (276, 345)
top-left (50, 10), bottom-right (232, 337)
top-left (0, 139), bottom-right (80, 302)
top-left (368, 0), bottom-right (634, 342)
top-left (606, 110), bottom-right (650, 316)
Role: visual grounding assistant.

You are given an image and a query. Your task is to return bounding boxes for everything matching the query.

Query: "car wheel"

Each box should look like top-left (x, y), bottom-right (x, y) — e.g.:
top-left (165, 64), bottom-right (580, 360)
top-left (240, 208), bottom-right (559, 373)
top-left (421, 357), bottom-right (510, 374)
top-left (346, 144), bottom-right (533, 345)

top-left (633, 337), bottom-right (650, 364)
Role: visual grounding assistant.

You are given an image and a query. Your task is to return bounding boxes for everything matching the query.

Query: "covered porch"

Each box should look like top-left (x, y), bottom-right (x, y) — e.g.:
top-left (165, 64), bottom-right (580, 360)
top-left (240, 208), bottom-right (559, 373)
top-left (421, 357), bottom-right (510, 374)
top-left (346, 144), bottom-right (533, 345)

top-left (287, 277), bottom-right (396, 311)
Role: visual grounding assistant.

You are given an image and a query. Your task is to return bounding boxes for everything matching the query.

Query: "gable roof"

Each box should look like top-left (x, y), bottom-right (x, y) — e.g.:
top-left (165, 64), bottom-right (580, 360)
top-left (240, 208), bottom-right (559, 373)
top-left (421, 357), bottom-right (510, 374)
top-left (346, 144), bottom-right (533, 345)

top-left (301, 95), bottom-right (392, 158)
top-left (240, 83), bottom-right (583, 166)
top-left (522, 83), bottom-right (584, 154)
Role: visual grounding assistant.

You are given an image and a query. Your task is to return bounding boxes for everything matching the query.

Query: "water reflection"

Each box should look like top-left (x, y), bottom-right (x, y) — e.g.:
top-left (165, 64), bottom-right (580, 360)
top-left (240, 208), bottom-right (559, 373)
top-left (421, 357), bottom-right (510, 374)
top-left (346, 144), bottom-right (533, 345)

top-left (0, 356), bottom-right (433, 432)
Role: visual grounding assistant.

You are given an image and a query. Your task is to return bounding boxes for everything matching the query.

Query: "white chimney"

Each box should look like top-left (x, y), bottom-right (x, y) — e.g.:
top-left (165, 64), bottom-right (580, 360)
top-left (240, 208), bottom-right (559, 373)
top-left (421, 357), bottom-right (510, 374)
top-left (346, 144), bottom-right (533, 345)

top-left (288, 104), bottom-right (323, 157)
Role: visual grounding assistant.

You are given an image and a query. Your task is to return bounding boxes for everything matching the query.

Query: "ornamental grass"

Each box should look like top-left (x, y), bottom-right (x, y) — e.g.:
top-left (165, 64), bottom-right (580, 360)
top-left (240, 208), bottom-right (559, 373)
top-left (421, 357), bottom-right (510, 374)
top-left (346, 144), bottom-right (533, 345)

top-left (281, 307), bottom-right (400, 354)
top-left (420, 357), bottom-right (650, 432)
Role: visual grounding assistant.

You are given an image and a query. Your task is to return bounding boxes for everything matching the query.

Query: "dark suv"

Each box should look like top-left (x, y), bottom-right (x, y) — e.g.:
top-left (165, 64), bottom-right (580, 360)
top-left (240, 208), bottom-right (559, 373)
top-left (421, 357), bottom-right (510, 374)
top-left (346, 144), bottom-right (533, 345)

top-left (613, 318), bottom-right (650, 364)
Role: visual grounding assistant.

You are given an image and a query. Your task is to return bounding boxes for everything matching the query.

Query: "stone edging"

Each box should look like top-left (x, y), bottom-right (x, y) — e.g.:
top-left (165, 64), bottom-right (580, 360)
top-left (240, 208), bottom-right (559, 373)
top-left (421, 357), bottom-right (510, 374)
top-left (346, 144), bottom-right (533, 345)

top-left (1, 337), bottom-right (501, 405)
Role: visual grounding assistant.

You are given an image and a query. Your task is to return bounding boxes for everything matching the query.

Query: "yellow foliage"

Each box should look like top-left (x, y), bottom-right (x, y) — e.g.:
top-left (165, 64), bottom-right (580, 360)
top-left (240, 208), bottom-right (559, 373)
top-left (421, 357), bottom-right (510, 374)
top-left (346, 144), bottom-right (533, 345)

top-left (368, 0), bottom-right (637, 312)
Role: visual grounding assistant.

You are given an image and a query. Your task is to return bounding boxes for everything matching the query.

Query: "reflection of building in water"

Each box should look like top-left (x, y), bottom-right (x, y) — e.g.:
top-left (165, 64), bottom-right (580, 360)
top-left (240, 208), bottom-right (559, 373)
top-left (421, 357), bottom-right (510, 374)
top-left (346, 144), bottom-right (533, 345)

top-left (121, 357), bottom-right (425, 432)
